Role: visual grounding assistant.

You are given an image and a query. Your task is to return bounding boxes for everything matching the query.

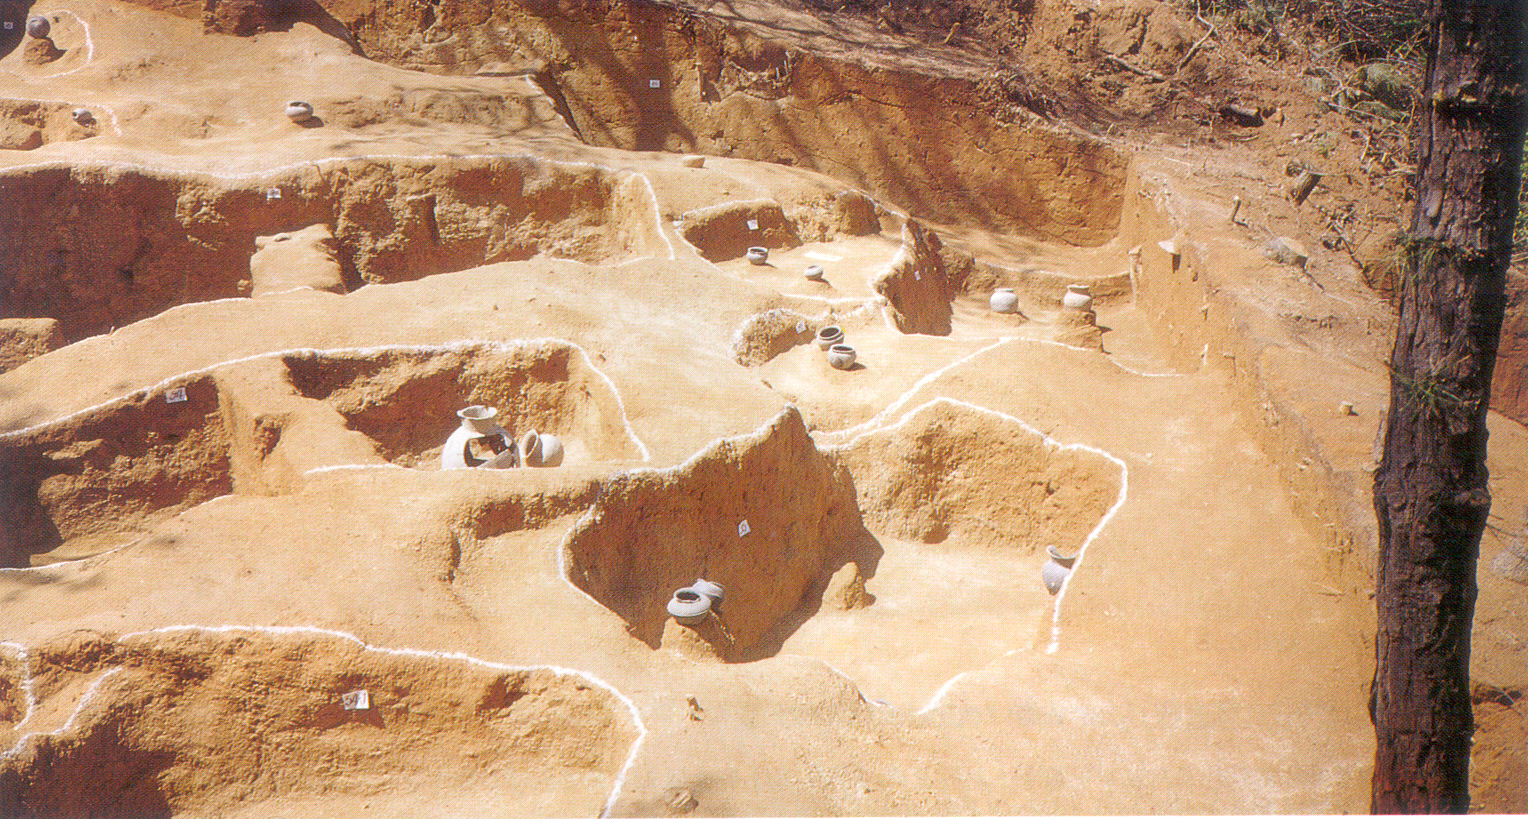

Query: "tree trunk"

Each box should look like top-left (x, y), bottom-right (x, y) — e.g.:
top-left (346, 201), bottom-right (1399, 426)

top-left (1371, 0), bottom-right (1527, 813)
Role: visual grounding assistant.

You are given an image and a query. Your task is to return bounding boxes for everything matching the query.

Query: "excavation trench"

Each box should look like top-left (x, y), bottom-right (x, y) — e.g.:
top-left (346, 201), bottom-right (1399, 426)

top-left (0, 629), bottom-right (638, 818)
top-left (0, 156), bottom-right (664, 342)
top-left (0, 341), bottom-right (641, 567)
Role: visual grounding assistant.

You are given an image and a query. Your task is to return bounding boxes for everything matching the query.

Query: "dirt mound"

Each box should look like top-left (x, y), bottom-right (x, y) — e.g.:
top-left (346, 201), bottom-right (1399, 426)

top-left (0, 628), bottom-right (639, 818)
top-left (835, 399), bottom-right (1122, 552)
top-left (563, 406), bottom-right (871, 658)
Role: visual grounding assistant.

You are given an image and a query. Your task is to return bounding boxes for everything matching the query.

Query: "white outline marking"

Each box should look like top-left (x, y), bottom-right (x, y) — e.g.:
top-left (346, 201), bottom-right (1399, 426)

top-left (1, 339), bottom-right (650, 463)
top-left (823, 397), bottom-right (1129, 711)
top-left (0, 625), bottom-right (647, 819)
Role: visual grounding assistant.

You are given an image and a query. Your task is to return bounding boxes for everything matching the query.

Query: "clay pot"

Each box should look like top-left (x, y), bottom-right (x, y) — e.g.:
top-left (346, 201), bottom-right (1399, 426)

top-left (1062, 284), bottom-right (1094, 311)
top-left (519, 429), bottom-right (564, 468)
top-left (804, 265), bottom-right (825, 281)
top-left (459, 405), bottom-right (499, 434)
top-left (989, 288), bottom-right (1019, 313)
top-left (1041, 545), bottom-right (1078, 595)
top-left (70, 108), bottom-right (93, 126)
top-left (815, 325), bottom-right (844, 350)
top-left (26, 15), bottom-right (50, 39)
top-left (690, 579), bottom-right (725, 607)
top-left (667, 588), bottom-right (712, 624)
top-left (442, 406), bottom-right (517, 470)
top-left (827, 344), bottom-right (857, 370)
top-left (746, 247), bottom-right (769, 265)
top-left (285, 101), bottom-right (314, 123)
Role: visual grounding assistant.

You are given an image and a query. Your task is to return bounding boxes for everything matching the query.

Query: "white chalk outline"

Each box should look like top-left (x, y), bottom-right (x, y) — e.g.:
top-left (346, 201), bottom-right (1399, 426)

top-left (0, 625), bottom-right (647, 818)
top-left (822, 396), bottom-right (1128, 670)
top-left (0, 339), bottom-right (650, 464)
top-left (31, 9), bottom-right (95, 79)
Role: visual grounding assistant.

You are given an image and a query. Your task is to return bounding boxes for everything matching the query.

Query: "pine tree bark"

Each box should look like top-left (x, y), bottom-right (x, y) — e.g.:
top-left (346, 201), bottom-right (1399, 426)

top-left (1371, 0), bottom-right (1527, 813)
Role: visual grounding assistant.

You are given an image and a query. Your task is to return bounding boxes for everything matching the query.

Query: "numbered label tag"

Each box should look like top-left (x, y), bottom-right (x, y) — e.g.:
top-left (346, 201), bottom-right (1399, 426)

top-left (795, 321), bottom-right (806, 334)
top-left (165, 387), bottom-right (188, 404)
top-left (737, 519), bottom-right (750, 538)
top-left (914, 270), bottom-right (921, 280)
top-left (649, 79), bottom-right (660, 88)
top-left (3, 22), bottom-right (12, 30)
top-left (746, 220), bottom-right (759, 231)
top-left (341, 690), bottom-right (370, 710)
top-left (265, 188), bottom-right (281, 200)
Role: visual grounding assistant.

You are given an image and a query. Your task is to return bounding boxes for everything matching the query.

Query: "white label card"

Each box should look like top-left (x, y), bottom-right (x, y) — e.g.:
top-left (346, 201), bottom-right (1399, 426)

top-left (649, 79), bottom-right (660, 88)
top-left (747, 220), bottom-right (758, 231)
top-left (3, 23), bottom-right (11, 29)
top-left (795, 321), bottom-right (806, 334)
top-left (265, 188), bottom-right (281, 200)
top-left (914, 270), bottom-right (921, 280)
top-left (165, 387), bottom-right (188, 404)
top-left (737, 519), bottom-right (750, 537)
top-left (342, 690), bottom-right (370, 710)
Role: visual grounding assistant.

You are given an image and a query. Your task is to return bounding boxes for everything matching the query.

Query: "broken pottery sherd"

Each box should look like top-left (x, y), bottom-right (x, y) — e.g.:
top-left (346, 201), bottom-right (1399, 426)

top-left (989, 287), bottom-right (1019, 313)
top-left (827, 343), bottom-right (856, 370)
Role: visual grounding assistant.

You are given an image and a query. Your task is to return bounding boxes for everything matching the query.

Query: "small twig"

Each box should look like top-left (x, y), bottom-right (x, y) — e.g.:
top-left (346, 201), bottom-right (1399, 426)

top-left (1104, 53), bottom-right (1166, 81)
top-left (1177, 1), bottom-right (1217, 72)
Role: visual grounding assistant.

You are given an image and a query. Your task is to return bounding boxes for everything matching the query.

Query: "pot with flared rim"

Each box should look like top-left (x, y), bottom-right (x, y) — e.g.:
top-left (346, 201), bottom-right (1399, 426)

top-left (285, 101), bottom-right (314, 122)
top-left (458, 405), bottom-right (500, 435)
top-left (804, 265), bottom-right (825, 281)
top-left (746, 246), bottom-right (769, 265)
top-left (815, 325), bottom-right (844, 350)
top-left (667, 588), bottom-right (712, 624)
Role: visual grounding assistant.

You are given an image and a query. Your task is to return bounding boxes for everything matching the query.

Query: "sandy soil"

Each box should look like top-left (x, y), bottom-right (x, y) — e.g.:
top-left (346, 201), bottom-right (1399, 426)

top-left (1, 0), bottom-right (1524, 815)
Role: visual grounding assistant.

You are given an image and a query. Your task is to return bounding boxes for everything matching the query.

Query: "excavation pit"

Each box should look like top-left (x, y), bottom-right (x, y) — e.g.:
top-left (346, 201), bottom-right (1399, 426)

top-left (281, 342), bottom-right (644, 470)
top-left (0, 376), bottom-right (232, 568)
top-left (0, 629), bottom-right (639, 818)
top-left (562, 407), bottom-right (875, 660)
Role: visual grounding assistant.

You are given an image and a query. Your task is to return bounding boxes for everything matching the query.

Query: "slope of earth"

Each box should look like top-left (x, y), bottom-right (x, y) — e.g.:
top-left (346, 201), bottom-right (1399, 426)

top-left (0, 0), bottom-right (1523, 815)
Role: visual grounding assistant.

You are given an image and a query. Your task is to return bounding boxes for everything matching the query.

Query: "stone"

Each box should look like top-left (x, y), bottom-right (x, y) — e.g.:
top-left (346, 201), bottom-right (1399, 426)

top-left (1263, 236), bottom-right (1309, 268)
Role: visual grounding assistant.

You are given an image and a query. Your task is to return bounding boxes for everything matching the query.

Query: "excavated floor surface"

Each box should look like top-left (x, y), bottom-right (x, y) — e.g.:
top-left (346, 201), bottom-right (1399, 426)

top-left (2, 0), bottom-right (1526, 815)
